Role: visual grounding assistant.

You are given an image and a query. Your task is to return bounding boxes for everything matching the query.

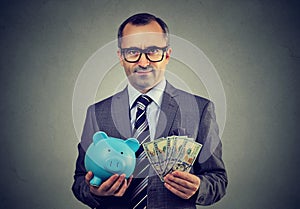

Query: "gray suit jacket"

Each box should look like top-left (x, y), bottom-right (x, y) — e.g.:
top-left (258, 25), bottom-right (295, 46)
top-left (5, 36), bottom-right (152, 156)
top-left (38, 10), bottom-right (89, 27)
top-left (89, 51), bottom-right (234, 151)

top-left (72, 81), bottom-right (227, 209)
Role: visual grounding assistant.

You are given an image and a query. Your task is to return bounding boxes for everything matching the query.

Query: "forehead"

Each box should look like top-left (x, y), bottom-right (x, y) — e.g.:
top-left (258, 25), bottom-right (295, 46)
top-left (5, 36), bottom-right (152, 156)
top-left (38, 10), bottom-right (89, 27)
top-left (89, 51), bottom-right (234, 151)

top-left (121, 21), bottom-right (167, 48)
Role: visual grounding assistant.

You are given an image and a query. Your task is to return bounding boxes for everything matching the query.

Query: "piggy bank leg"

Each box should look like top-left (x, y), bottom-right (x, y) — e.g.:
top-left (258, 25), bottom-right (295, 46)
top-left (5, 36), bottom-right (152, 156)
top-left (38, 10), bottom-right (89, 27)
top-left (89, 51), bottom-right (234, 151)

top-left (89, 176), bottom-right (102, 187)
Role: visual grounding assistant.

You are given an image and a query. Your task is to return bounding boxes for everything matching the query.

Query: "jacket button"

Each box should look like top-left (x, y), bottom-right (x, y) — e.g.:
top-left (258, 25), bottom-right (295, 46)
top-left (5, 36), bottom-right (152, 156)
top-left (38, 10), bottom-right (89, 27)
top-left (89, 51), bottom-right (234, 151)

top-left (198, 196), bottom-right (205, 202)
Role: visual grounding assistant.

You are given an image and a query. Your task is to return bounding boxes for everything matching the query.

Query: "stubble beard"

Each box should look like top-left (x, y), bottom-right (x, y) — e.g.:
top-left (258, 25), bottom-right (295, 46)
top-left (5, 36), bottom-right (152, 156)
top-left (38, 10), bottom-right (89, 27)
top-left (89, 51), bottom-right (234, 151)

top-left (129, 66), bottom-right (157, 93)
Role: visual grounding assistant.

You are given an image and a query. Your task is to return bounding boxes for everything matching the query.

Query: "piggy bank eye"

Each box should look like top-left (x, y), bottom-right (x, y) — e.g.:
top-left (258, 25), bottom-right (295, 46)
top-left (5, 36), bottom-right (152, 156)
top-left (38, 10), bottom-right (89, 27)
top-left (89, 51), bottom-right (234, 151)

top-left (120, 152), bottom-right (123, 155)
top-left (108, 149), bottom-right (111, 152)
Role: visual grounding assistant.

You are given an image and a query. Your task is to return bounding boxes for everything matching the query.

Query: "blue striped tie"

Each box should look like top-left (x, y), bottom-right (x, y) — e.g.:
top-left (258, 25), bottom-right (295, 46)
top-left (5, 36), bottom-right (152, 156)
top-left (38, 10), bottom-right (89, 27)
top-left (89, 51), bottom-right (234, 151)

top-left (131, 95), bottom-right (152, 209)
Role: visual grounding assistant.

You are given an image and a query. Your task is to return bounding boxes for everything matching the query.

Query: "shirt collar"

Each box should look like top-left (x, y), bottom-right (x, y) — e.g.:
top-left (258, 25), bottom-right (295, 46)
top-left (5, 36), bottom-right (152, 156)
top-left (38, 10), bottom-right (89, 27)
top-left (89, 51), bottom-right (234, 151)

top-left (128, 78), bottom-right (166, 109)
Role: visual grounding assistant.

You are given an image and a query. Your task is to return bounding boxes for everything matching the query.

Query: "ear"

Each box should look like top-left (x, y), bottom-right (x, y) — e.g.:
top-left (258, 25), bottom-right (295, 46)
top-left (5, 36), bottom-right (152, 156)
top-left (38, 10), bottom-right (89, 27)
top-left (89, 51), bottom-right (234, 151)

top-left (125, 138), bottom-right (140, 153)
top-left (166, 47), bottom-right (172, 61)
top-left (117, 49), bottom-right (124, 67)
top-left (93, 131), bottom-right (108, 144)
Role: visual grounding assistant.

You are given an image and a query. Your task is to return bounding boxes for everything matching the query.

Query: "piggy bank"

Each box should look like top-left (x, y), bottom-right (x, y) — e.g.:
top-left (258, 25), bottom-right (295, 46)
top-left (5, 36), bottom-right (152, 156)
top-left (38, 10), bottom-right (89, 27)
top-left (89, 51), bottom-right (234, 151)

top-left (84, 131), bottom-right (140, 187)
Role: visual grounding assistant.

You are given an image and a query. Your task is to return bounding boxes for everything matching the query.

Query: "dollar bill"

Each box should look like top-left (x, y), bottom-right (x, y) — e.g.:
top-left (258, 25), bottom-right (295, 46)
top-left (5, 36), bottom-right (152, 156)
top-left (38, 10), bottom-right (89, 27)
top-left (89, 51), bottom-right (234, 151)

top-left (162, 136), bottom-right (175, 174)
top-left (142, 141), bottom-right (163, 178)
top-left (144, 136), bottom-right (203, 182)
top-left (163, 136), bottom-right (188, 175)
top-left (154, 137), bottom-right (168, 174)
top-left (171, 139), bottom-right (202, 173)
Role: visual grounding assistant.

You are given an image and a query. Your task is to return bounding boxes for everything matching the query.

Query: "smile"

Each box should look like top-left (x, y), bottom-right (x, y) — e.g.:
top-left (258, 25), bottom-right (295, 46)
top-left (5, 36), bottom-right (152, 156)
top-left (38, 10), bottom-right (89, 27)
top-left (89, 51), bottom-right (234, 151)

top-left (134, 68), bottom-right (154, 74)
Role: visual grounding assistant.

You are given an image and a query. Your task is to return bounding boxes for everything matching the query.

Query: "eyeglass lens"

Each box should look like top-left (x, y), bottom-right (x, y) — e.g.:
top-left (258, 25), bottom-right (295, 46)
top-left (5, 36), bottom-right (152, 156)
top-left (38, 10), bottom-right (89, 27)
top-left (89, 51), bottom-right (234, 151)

top-left (122, 46), bottom-right (167, 63)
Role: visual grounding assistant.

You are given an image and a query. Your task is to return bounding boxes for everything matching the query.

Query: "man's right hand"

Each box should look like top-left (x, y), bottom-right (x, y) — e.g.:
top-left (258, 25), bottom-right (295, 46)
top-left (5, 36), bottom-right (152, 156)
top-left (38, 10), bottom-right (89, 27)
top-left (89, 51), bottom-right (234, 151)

top-left (85, 171), bottom-right (132, 197)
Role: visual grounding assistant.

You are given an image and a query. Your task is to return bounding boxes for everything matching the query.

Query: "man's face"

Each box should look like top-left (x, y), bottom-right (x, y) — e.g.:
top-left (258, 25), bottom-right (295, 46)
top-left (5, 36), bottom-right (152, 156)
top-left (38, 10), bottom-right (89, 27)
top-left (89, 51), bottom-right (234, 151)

top-left (118, 21), bottom-right (171, 93)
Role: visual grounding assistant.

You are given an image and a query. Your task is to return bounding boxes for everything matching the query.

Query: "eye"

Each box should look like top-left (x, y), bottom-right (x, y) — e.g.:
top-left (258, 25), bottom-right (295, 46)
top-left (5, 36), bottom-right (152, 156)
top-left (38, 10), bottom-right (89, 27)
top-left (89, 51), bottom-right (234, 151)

top-left (126, 49), bottom-right (140, 56)
top-left (120, 152), bottom-right (123, 155)
top-left (146, 47), bottom-right (160, 54)
top-left (108, 149), bottom-right (111, 152)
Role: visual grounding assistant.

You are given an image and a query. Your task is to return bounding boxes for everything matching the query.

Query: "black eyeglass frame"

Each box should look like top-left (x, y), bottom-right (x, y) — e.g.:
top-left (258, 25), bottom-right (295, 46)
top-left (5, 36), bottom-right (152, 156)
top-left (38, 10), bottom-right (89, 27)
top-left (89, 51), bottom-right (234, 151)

top-left (120, 46), bottom-right (169, 63)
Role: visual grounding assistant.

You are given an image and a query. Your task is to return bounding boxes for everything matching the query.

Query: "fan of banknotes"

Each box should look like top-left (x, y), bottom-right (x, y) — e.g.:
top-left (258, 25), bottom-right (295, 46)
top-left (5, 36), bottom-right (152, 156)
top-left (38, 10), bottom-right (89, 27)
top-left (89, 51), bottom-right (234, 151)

top-left (142, 136), bottom-right (202, 182)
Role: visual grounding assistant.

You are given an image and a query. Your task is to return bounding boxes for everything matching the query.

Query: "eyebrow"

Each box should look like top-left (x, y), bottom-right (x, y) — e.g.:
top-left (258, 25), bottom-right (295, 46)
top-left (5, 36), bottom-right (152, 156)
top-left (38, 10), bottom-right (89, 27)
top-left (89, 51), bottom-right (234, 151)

top-left (122, 45), bottom-right (166, 49)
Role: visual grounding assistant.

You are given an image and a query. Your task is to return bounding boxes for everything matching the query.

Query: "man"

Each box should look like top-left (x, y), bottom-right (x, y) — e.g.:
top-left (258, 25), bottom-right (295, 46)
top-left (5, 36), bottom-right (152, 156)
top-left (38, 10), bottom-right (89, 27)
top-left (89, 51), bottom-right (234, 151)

top-left (72, 13), bottom-right (227, 209)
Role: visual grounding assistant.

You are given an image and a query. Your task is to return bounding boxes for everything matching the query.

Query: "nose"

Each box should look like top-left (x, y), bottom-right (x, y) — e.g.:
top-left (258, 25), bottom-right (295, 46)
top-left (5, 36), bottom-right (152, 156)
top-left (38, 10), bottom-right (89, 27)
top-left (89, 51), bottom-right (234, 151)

top-left (104, 157), bottom-right (125, 173)
top-left (138, 53), bottom-right (150, 68)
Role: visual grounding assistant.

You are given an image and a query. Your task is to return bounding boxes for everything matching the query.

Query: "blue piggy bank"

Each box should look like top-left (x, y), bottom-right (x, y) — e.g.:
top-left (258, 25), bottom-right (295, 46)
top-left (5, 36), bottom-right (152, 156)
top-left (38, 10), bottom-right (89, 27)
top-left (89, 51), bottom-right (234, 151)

top-left (84, 131), bottom-right (140, 187)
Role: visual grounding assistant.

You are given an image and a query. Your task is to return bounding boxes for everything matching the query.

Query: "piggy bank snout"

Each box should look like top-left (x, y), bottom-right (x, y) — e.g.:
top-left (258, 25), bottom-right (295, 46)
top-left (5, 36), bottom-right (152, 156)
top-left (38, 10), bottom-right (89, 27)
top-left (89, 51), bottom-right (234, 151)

top-left (104, 157), bottom-right (125, 173)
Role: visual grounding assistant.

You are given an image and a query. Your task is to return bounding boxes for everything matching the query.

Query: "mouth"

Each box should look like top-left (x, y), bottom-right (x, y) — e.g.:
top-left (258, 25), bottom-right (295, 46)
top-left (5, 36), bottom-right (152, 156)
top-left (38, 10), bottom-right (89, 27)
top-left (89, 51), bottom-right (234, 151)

top-left (134, 67), bottom-right (154, 74)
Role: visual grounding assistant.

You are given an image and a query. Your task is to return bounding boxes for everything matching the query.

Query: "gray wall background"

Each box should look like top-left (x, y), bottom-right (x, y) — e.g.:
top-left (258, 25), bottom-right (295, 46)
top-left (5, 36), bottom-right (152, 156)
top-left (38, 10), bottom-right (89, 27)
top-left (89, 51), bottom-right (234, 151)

top-left (1, 0), bottom-right (299, 208)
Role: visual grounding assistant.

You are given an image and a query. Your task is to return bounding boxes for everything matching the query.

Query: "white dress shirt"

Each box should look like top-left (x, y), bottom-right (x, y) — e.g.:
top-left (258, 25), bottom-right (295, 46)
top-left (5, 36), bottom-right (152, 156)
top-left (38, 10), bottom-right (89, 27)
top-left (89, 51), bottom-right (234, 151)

top-left (128, 79), bottom-right (166, 140)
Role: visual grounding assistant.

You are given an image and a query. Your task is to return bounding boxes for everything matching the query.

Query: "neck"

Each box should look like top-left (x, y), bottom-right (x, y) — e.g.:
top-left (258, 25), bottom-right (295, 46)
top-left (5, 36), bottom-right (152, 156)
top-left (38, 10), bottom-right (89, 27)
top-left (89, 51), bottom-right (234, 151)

top-left (138, 88), bottom-right (151, 94)
top-left (132, 84), bottom-right (154, 94)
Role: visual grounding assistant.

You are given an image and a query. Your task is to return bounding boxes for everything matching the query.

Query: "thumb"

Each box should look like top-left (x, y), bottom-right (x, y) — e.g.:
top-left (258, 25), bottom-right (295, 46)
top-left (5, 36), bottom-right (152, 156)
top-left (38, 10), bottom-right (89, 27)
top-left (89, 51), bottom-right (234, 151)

top-left (85, 171), bottom-right (93, 183)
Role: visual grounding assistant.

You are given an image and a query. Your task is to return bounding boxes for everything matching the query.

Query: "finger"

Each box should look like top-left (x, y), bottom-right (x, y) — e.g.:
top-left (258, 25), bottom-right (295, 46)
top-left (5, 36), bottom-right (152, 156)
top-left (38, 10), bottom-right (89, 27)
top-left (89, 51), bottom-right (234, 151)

top-left (99, 174), bottom-right (120, 192)
top-left (170, 171), bottom-right (201, 190)
top-left (164, 182), bottom-right (190, 199)
top-left (164, 173), bottom-right (198, 191)
top-left (172, 171), bottom-right (200, 185)
top-left (114, 178), bottom-right (128, 196)
top-left (85, 171), bottom-right (93, 184)
top-left (127, 175), bottom-right (133, 187)
top-left (164, 174), bottom-right (191, 194)
top-left (106, 174), bottom-right (126, 194)
top-left (89, 174), bottom-right (121, 196)
top-left (114, 175), bottom-right (133, 196)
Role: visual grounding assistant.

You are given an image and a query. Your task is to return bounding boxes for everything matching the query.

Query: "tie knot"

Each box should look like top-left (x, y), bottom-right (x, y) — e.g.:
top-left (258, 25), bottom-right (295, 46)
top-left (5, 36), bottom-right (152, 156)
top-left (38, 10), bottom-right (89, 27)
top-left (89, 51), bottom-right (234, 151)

top-left (136, 95), bottom-right (152, 110)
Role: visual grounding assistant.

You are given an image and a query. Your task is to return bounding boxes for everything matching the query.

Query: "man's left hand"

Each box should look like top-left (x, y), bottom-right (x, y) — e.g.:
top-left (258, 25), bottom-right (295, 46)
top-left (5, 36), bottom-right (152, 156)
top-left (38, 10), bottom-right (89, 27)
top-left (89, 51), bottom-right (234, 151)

top-left (163, 171), bottom-right (201, 199)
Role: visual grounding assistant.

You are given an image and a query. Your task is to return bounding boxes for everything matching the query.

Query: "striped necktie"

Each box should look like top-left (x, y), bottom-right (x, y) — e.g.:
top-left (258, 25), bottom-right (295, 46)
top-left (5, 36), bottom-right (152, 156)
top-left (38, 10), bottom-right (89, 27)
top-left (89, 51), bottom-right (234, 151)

top-left (130, 95), bottom-right (152, 209)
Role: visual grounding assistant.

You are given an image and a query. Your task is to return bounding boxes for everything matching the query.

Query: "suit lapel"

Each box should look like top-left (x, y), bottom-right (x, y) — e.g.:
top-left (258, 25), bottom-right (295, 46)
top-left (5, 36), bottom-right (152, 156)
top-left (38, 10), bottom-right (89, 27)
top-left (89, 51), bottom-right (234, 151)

top-left (111, 88), bottom-right (132, 139)
top-left (155, 82), bottom-right (180, 139)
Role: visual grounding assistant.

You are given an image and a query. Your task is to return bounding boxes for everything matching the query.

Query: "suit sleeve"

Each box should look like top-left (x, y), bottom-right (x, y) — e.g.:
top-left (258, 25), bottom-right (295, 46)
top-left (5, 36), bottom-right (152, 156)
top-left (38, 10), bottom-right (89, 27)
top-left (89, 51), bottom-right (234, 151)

top-left (71, 105), bottom-right (102, 208)
top-left (193, 101), bottom-right (228, 205)
top-left (72, 105), bottom-right (129, 208)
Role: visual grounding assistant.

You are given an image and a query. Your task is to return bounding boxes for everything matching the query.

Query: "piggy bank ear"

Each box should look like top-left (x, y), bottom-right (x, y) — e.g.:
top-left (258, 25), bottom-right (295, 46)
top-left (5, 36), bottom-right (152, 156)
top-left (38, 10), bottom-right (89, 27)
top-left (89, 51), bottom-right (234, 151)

top-left (125, 138), bottom-right (140, 152)
top-left (93, 131), bottom-right (108, 144)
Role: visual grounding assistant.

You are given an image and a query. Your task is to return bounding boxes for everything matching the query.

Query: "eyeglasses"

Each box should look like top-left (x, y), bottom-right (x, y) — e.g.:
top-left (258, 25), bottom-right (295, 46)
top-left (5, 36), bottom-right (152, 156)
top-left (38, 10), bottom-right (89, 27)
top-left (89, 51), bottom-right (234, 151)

top-left (120, 46), bottom-right (168, 63)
